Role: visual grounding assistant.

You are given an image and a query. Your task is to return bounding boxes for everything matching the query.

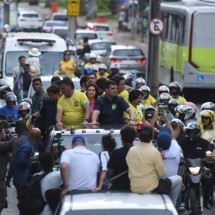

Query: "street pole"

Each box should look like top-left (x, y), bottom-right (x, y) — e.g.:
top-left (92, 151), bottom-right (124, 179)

top-left (68, 16), bottom-right (76, 46)
top-left (131, 1), bottom-right (135, 40)
top-left (146, 0), bottom-right (161, 97)
top-left (3, 3), bottom-right (10, 26)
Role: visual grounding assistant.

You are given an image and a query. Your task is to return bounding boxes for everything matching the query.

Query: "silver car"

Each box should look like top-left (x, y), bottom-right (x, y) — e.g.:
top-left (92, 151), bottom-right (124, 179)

top-left (55, 192), bottom-right (178, 215)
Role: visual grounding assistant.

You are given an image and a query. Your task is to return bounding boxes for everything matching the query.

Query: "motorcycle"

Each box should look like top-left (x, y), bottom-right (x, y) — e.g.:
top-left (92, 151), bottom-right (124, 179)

top-left (183, 158), bottom-right (204, 215)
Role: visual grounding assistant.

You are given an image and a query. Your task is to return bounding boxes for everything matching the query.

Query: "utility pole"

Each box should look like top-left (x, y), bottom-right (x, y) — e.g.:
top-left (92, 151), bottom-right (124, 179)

top-left (130, 1), bottom-right (135, 40)
top-left (146, 0), bottom-right (161, 97)
top-left (68, 17), bottom-right (76, 44)
top-left (3, 2), bottom-right (10, 26)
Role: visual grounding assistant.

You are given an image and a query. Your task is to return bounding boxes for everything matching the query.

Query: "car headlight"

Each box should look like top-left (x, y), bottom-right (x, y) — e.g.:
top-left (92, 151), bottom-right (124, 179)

top-left (188, 167), bottom-right (201, 175)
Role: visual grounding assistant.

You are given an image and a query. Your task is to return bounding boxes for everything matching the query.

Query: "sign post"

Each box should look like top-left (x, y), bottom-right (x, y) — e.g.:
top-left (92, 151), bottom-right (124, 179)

top-left (67, 0), bottom-right (80, 44)
top-left (149, 18), bottom-right (164, 35)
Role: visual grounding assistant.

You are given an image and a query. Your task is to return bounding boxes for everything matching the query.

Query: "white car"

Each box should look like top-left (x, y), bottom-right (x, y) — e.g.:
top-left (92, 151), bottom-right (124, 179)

top-left (42, 20), bottom-right (67, 33)
top-left (87, 22), bottom-right (115, 42)
top-left (51, 26), bottom-right (68, 40)
top-left (17, 10), bottom-right (43, 31)
top-left (55, 192), bottom-right (178, 215)
top-left (50, 12), bottom-right (68, 22)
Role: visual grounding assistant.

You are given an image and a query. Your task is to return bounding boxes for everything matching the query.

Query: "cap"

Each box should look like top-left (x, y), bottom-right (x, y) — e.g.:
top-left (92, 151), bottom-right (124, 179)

top-left (72, 135), bottom-right (85, 145)
top-left (157, 127), bottom-right (171, 150)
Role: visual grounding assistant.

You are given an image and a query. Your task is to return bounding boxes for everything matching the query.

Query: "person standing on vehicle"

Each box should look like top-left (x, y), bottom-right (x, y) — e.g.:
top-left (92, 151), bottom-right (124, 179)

top-left (56, 77), bottom-right (90, 129)
top-left (55, 50), bottom-right (76, 77)
top-left (80, 37), bottom-right (91, 60)
top-left (126, 126), bottom-right (182, 206)
top-left (31, 78), bottom-right (45, 115)
top-left (108, 125), bottom-right (137, 190)
top-left (179, 122), bottom-right (215, 209)
top-left (46, 135), bottom-right (100, 213)
top-left (13, 55), bottom-right (26, 84)
top-left (26, 48), bottom-right (41, 78)
top-left (111, 75), bottom-right (129, 103)
top-left (91, 80), bottom-right (135, 126)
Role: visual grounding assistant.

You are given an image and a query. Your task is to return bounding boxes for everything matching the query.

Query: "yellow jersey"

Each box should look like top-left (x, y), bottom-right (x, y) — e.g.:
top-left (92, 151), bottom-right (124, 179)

top-left (57, 90), bottom-right (89, 129)
top-left (142, 95), bottom-right (156, 107)
top-left (97, 72), bottom-right (109, 79)
top-left (124, 104), bottom-right (143, 123)
top-left (55, 60), bottom-right (76, 77)
top-left (118, 90), bottom-right (129, 103)
top-left (171, 96), bottom-right (187, 105)
top-left (200, 124), bottom-right (215, 142)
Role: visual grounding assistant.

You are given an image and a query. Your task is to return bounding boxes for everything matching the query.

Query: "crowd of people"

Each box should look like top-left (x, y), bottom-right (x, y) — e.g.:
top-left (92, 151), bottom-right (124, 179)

top-left (0, 47), bottom-right (214, 214)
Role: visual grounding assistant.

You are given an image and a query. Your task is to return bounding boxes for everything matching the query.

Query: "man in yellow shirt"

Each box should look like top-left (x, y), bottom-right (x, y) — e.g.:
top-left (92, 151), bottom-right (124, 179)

top-left (111, 75), bottom-right (129, 103)
top-left (169, 82), bottom-right (187, 105)
top-left (97, 64), bottom-right (109, 79)
top-left (139, 85), bottom-right (156, 107)
top-left (56, 77), bottom-right (90, 129)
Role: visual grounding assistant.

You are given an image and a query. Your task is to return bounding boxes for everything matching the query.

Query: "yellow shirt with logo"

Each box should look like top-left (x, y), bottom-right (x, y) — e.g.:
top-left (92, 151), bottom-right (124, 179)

top-left (55, 60), bottom-right (76, 77)
top-left (142, 95), bottom-right (156, 107)
top-left (57, 90), bottom-right (89, 129)
top-left (97, 72), bottom-right (109, 79)
top-left (124, 104), bottom-right (143, 123)
top-left (118, 90), bottom-right (129, 103)
top-left (200, 124), bottom-right (215, 142)
top-left (171, 96), bottom-right (187, 105)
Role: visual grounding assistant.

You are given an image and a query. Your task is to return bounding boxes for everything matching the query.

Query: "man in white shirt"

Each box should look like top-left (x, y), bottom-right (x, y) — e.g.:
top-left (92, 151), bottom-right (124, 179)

top-left (46, 135), bottom-right (100, 214)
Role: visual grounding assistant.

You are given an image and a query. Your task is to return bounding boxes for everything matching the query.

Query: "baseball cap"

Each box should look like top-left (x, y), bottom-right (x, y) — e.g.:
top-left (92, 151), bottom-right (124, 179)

top-left (72, 135), bottom-right (85, 145)
top-left (157, 127), bottom-right (171, 150)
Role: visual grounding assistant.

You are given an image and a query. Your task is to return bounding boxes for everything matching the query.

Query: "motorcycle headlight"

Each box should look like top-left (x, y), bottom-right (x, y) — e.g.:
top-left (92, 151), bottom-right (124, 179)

top-left (188, 167), bottom-right (201, 175)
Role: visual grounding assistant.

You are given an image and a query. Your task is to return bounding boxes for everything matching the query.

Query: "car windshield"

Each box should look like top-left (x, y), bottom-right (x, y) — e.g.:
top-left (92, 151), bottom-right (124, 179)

top-left (46, 22), bottom-right (66, 27)
top-left (5, 51), bottom-right (63, 76)
top-left (91, 42), bottom-right (115, 50)
top-left (53, 29), bottom-right (68, 40)
top-left (63, 209), bottom-right (174, 215)
top-left (113, 49), bottom-right (144, 57)
top-left (53, 15), bottom-right (68, 21)
top-left (94, 26), bottom-right (110, 31)
top-left (76, 33), bottom-right (97, 40)
top-left (23, 14), bottom-right (39, 18)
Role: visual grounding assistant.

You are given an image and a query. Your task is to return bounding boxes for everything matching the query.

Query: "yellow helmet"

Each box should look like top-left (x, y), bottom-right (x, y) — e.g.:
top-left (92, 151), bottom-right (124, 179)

top-left (200, 110), bottom-right (214, 121)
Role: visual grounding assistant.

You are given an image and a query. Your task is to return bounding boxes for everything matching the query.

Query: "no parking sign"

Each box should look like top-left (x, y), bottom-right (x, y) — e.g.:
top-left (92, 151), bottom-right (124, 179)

top-left (149, 18), bottom-right (164, 35)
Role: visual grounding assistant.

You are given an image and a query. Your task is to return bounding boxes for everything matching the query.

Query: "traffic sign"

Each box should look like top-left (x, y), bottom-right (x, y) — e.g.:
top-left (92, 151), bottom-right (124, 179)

top-left (149, 18), bottom-right (164, 35)
top-left (4, 0), bottom-right (12, 5)
top-left (67, 0), bottom-right (80, 16)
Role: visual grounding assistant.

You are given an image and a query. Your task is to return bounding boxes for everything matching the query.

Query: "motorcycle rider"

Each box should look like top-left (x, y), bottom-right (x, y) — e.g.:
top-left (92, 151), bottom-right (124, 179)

top-left (179, 122), bottom-right (215, 209)
top-left (169, 82), bottom-right (187, 105)
top-left (175, 105), bottom-right (194, 126)
top-left (199, 110), bottom-right (215, 143)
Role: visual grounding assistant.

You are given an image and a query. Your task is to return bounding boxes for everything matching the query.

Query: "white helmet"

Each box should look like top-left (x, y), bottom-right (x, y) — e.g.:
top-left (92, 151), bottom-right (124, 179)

top-left (89, 52), bottom-right (97, 59)
top-left (5, 92), bottom-right (17, 102)
top-left (169, 81), bottom-right (181, 90)
top-left (175, 105), bottom-right (193, 120)
top-left (136, 77), bottom-right (145, 84)
top-left (139, 85), bottom-right (150, 92)
top-left (158, 85), bottom-right (169, 94)
top-left (98, 63), bottom-right (107, 70)
top-left (201, 102), bottom-right (215, 112)
top-left (160, 93), bottom-right (171, 101)
top-left (91, 64), bottom-right (99, 72)
top-left (110, 63), bottom-right (120, 70)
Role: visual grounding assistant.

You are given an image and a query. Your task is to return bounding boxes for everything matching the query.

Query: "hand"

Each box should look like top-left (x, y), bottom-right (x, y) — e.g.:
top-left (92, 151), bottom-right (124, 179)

top-left (92, 187), bottom-right (102, 192)
top-left (5, 177), bottom-right (11, 187)
top-left (128, 120), bottom-right (136, 126)
top-left (56, 122), bottom-right (63, 128)
top-left (60, 187), bottom-right (68, 198)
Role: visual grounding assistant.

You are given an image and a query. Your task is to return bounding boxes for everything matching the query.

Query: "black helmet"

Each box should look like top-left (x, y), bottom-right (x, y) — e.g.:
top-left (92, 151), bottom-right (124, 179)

top-left (185, 122), bottom-right (201, 141)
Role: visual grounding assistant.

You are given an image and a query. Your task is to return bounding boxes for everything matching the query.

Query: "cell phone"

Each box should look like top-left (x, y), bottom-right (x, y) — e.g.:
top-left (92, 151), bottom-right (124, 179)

top-left (158, 103), bottom-right (165, 117)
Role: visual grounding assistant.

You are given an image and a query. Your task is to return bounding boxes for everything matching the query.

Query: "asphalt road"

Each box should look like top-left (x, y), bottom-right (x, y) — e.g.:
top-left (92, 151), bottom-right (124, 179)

top-left (1, 2), bottom-right (214, 215)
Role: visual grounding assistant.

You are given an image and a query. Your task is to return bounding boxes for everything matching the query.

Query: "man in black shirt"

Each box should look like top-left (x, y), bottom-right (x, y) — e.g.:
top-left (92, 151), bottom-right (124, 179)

top-left (80, 37), bottom-right (91, 59)
top-left (108, 125), bottom-right (137, 190)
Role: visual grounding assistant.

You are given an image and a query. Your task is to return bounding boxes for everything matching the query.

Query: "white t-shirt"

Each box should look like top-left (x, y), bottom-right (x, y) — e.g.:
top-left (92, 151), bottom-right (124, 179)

top-left (100, 151), bottom-right (110, 171)
top-left (162, 139), bottom-right (182, 178)
top-left (26, 56), bottom-right (40, 72)
top-left (60, 146), bottom-right (100, 191)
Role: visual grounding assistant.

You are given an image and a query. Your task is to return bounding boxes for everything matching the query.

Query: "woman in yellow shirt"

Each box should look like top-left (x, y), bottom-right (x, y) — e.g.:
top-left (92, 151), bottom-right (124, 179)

top-left (124, 89), bottom-right (143, 124)
top-left (55, 50), bottom-right (76, 77)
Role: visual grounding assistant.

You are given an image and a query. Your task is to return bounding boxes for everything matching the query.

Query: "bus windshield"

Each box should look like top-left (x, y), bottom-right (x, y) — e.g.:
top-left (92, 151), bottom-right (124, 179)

top-left (5, 51), bottom-right (63, 76)
top-left (193, 13), bottom-right (215, 47)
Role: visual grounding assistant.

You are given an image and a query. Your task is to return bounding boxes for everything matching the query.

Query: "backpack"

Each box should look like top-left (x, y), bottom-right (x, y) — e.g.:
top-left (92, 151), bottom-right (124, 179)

top-left (17, 171), bottom-right (50, 215)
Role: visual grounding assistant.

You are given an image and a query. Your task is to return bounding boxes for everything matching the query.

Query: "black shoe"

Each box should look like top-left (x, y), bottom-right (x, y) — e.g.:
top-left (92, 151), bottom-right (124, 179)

top-left (204, 201), bottom-right (212, 209)
top-left (176, 207), bottom-right (186, 214)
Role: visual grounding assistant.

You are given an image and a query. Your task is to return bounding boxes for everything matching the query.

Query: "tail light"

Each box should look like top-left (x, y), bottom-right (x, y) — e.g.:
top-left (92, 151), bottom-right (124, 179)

top-left (107, 32), bottom-right (113, 36)
top-left (110, 59), bottom-right (121, 64)
top-left (136, 59), bottom-right (147, 64)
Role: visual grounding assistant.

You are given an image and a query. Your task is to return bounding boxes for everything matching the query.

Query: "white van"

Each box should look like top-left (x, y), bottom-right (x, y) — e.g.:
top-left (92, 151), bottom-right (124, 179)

top-left (0, 32), bottom-right (67, 87)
